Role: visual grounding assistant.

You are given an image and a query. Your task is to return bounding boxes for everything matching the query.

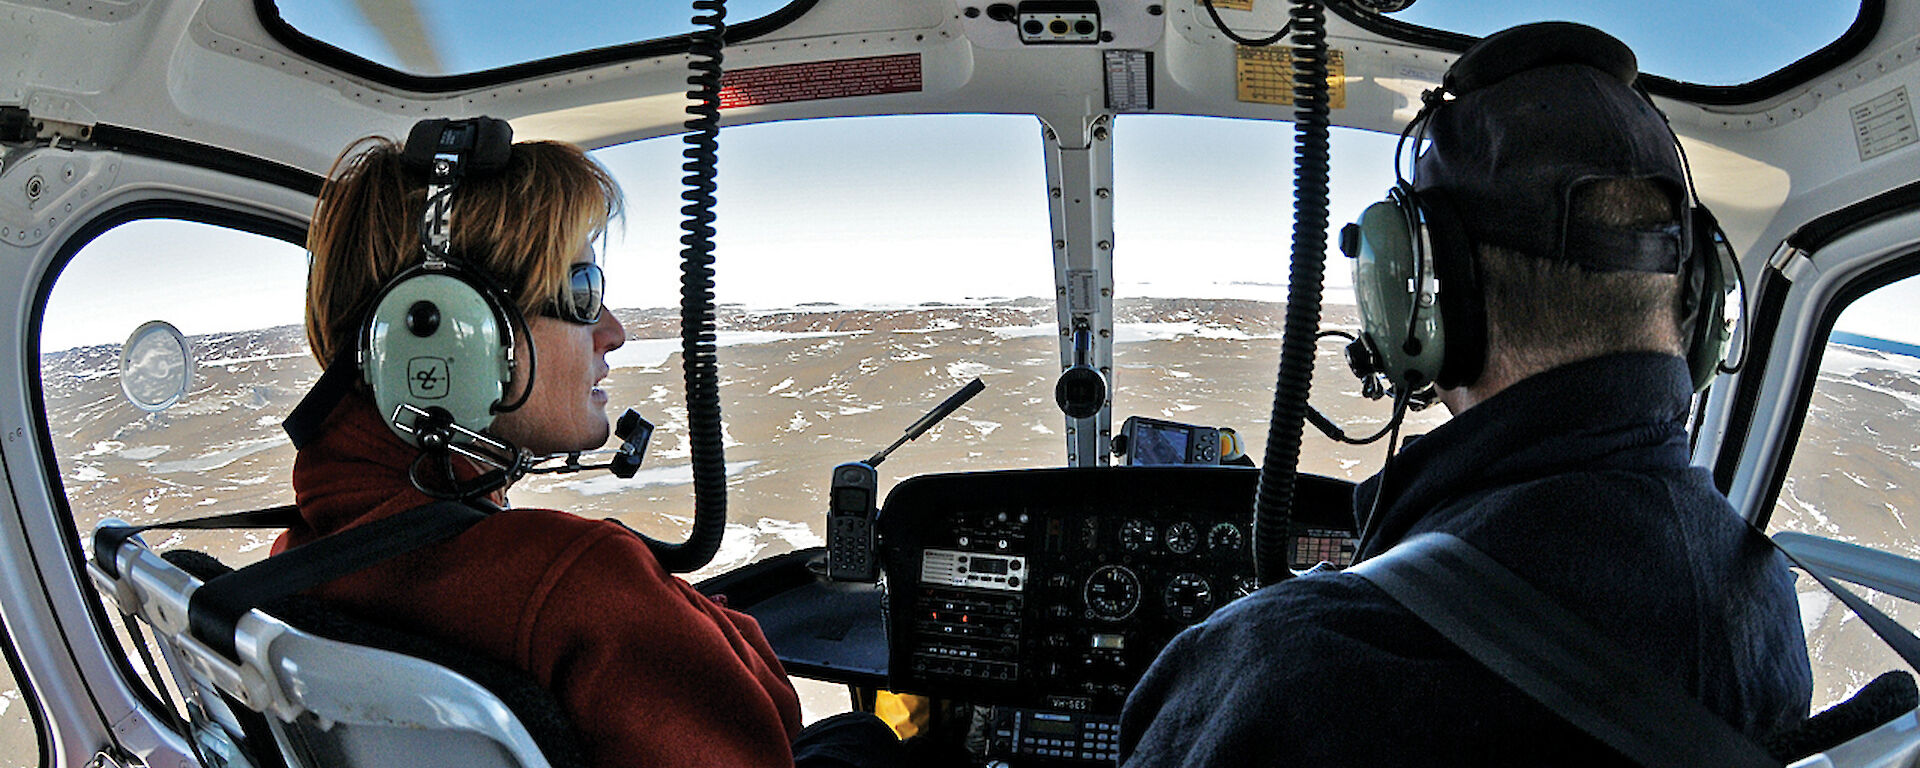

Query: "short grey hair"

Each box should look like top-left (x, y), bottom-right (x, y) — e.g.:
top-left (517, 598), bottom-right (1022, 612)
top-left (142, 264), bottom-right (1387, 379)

top-left (1476, 178), bottom-right (1685, 380)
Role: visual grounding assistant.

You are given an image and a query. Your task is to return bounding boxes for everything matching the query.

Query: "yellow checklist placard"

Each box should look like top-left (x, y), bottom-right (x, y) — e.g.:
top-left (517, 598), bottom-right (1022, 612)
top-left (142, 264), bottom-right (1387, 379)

top-left (1236, 47), bottom-right (1347, 109)
top-left (1203, 0), bottom-right (1255, 10)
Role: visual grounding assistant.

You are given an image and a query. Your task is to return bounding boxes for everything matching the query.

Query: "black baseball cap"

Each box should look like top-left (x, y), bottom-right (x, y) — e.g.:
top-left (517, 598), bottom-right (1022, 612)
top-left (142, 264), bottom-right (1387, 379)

top-left (1413, 23), bottom-right (1688, 274)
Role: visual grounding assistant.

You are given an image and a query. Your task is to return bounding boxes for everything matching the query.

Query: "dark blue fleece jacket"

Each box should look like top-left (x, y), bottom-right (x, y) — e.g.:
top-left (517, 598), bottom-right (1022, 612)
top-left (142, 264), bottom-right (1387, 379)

top-left (1119, 353), bottom-right (1811, 766)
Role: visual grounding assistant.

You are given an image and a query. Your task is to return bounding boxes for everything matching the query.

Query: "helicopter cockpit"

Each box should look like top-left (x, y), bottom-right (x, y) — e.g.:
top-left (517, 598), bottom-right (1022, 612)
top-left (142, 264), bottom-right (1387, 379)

top-left (8, 0), bottom-right (1920, 767)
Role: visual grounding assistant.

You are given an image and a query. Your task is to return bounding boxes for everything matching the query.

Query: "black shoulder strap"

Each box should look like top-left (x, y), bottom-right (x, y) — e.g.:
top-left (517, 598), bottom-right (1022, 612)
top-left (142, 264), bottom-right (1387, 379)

top-left (96, 500), bottom-right (493, 661)
top-left (93, 505), bottom-right (304, 579)
top-left (1765, 530), bottom-right (1920, 673)
top-left (282, 345), bottom-right (360, 450)
top-left (1346, 532), bottom-right (1780, 768)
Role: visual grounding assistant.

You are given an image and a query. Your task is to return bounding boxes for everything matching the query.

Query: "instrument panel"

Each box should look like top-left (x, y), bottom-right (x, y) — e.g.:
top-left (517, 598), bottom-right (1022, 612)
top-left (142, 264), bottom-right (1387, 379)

top-left (877, 467), bottom-right (1357, 717)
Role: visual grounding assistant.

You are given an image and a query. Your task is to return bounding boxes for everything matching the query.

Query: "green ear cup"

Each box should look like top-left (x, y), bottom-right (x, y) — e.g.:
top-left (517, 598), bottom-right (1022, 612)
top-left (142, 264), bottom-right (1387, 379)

top-left (1352, 198), bottom-right (1448, 391)
top-left (364, 272), bottom-right (513, 445)
top-left (1684, 225), bottom-right (1738, 393)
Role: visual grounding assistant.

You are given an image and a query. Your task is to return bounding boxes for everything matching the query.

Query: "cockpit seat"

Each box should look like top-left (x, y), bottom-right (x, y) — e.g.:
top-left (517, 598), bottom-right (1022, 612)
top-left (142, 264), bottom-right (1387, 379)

top-left (89, 531), bottom-right (583, 768)
top-left (1773, 670), bottom-right (1920, 766)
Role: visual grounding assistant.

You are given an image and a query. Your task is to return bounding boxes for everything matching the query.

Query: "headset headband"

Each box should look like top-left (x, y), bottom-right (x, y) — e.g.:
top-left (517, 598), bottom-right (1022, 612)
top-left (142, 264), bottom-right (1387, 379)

top-left (356, 117), bottom-right (529, 463)
top-left (1414, 25), bottom-right (1689, 275)
top-left (1445, 22), bottom-right (1637, 93)
top-left (402, 118), bottom-right (514, 263)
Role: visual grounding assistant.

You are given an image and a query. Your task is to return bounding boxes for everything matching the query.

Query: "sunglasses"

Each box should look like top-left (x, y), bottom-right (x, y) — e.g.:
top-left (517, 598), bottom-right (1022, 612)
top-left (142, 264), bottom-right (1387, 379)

top-left (543, 262), bottom-right (605, 325)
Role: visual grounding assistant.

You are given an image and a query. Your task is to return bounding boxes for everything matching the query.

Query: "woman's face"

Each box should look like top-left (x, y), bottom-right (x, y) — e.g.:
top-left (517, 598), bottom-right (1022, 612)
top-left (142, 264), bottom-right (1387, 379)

top-left (489, 254), bottom-right (625, 455)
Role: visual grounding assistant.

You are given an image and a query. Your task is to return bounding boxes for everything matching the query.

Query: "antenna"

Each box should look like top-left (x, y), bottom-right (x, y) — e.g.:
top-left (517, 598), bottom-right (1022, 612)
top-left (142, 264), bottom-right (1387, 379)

top-left (828, 377), bottom-right (987, 582)
top-left (868, 378), bottom-right (987, 467)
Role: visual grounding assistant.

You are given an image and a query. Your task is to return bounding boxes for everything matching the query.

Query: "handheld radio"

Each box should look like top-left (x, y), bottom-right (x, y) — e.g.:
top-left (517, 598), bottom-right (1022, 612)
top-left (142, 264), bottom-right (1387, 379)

top-left (826, 378), bottom-right (987, 582)
top-left (827, 462), bottom-right (882, 581)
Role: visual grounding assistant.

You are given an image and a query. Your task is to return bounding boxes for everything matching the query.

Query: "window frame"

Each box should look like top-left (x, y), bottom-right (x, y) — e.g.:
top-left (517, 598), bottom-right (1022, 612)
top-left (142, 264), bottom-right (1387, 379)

top-left (0, 597), bottom-right (50, 767)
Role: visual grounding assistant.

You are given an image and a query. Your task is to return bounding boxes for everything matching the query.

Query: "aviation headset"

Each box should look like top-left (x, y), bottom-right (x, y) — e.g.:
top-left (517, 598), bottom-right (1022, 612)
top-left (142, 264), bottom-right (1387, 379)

top-left (359, 117), bottom-right (528, 449)
top-left (1340, 23), bottom-right (1738, 396)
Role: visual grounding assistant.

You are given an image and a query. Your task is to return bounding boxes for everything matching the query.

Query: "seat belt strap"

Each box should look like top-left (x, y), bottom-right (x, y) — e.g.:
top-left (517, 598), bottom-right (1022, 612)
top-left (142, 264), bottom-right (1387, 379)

top-left (96, 500), bottom-right (493, 661)
top-left (1764, 530), bottom-right (1920, 673)
top-left (281, 346), bottom-right (359, 450)
top-left (93, 505), bottom-right (302, 578)
top-left (1347, 532), bottom-right (1779, 768)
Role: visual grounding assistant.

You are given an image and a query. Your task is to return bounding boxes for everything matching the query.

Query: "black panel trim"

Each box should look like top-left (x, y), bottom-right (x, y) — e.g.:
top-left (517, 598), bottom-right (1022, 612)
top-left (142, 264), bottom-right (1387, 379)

top-left (1714, 265), bottom-right (1792, 493)
top-left (1788, 179), bottom-right (1920, 254)
top-left (254, 0), bottom-right (821, 94)
top-left (89, 124), bottom-right (324, 197)
top-left (1327, 0), bottom-right (1884, 107)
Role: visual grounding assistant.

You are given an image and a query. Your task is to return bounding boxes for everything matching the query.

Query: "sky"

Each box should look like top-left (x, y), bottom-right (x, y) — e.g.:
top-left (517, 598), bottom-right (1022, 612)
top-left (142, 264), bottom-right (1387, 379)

top-left (41, 0), bottom-right (1911, 352)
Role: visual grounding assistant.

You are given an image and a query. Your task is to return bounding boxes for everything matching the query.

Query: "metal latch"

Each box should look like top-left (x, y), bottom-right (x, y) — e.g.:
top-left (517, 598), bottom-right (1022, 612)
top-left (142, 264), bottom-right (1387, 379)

top-left (1765, 242), bottom-right (1815, 283)
top-left (88, 750), bottom-right (142, 768)
top-left (0, 107), bottom-right (94, 147)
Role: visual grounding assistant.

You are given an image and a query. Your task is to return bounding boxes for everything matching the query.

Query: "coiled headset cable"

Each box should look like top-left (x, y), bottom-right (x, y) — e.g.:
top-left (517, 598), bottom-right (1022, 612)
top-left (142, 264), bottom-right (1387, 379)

top-left (1253, 0), bottom-right (1330, 587)
top-left (650, 0), bottom-right (732, 574)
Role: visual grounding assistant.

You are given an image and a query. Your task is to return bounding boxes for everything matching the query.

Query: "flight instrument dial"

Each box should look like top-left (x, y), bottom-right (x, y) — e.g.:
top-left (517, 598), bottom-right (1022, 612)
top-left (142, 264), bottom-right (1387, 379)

top-left (1209, 522), bottom-right (1244, 552)
top-left (1119, 519), bottom-right (1155, 551)
top-left (1163, 573), bottom-right (1216, 623)
top-left (1163, 521), bottom-right (1198, 554)
top-left (1084, 565), bottom-right (1143, 621)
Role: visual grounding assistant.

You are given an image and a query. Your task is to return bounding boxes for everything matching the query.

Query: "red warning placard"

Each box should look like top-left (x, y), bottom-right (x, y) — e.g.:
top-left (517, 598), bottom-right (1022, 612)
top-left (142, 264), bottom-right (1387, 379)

top-left (719, 53), bottom-right (923, 109)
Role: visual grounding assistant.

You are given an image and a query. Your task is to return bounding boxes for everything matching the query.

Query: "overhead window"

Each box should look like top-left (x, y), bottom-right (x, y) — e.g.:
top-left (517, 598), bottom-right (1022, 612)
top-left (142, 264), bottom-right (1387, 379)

top-left (1769, 271), bottom-right (1920, 714)
top-left (269, 0), bottom-right (807, 78)
top-left (1358, 0), bottom-right (1866, 88)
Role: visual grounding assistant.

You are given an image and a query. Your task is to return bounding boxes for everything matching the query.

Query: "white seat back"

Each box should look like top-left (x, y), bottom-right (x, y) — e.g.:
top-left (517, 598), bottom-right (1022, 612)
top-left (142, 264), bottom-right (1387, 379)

top-left (88, 522), bottom-right (554, 768)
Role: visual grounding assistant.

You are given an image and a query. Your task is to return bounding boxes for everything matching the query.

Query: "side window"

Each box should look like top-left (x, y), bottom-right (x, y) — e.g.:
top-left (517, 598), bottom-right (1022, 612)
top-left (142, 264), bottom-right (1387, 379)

top-left (44, 219), bottom-right (313, 560)
top-left (1769, 272), bottom-right (1920, 713)
top-left (42, 217), bottom-right (312, 716)
top-left (0, 639), bottom-right (40, 768)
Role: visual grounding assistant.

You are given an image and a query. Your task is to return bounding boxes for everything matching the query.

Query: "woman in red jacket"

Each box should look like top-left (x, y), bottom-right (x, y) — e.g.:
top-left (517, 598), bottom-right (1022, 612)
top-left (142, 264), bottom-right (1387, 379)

top-left (282, 127), bottom-right (900, 767)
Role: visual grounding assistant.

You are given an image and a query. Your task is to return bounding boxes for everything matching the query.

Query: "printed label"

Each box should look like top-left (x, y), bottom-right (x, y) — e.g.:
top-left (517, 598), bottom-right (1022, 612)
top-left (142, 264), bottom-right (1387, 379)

top-left (1236, 47), bottom-right (1347, 109)
top-left (720, 54), bottom-right (923, 109)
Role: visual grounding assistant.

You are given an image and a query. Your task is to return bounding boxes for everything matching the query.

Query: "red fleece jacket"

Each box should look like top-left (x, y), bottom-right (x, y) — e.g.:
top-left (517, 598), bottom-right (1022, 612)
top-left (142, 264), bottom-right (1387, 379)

top-left (274, 395), bottom-right (803, 767)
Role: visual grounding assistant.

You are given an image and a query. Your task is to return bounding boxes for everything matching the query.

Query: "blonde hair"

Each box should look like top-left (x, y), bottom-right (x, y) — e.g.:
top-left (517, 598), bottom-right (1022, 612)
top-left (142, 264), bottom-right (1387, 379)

top-left (304, 135), bottom-right (622, 366)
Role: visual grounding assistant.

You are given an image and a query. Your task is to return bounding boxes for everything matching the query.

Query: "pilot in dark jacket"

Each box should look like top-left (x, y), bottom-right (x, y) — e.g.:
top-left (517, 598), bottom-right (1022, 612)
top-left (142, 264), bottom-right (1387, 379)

top-left (1119, 23), bottom-right (1812, 766)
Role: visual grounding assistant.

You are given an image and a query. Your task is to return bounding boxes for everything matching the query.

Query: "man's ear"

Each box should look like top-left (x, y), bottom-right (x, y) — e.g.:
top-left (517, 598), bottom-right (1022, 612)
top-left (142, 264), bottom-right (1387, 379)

top-left (1435, 384), bottom-right (1470, 416)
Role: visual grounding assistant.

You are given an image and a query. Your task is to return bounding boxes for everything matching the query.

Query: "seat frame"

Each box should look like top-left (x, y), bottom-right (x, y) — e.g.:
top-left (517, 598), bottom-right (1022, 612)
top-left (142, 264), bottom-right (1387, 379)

top-left (1786, 709), bottom-right (1920, 768)
top-left (88, 525), bottom-right (554, 768)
